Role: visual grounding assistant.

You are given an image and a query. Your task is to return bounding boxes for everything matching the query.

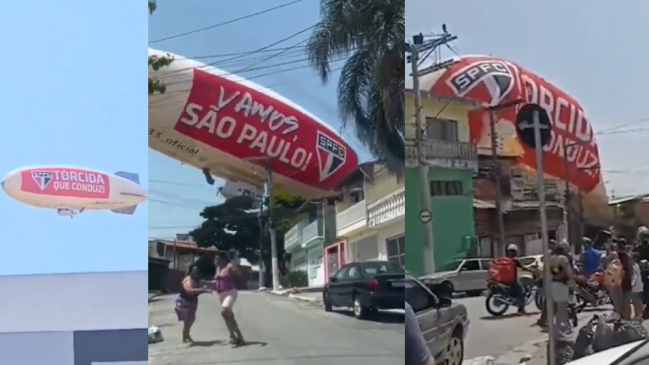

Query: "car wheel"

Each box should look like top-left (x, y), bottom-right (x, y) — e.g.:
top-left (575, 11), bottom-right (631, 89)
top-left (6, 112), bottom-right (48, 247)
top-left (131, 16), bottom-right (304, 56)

top-left (353, 297), bottom-right (367, 319)
top-left (444, 328), bottom-right (464, 365)
top-left (323, 292), bottom-right (333, 312)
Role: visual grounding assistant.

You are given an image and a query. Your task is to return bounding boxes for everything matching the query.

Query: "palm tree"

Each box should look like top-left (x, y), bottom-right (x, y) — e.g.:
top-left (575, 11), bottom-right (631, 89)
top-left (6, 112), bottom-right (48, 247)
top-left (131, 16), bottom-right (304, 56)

top-left (306, 0), bottom-right (404, 174)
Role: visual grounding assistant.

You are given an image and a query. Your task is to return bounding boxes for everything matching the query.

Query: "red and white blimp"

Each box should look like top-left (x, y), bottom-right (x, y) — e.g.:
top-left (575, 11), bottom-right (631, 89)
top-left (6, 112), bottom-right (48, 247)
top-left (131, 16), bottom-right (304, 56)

top-left (2, 166), bottom-right (147, 217)
top-left (148, 48), bottom-right (359, 199)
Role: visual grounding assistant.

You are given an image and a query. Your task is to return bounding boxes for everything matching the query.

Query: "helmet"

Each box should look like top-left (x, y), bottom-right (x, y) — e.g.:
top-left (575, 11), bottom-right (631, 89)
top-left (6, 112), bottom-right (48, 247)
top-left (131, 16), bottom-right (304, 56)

top-left (506, 244), bottom-right (518, 252)
top-left (559, 239), bottom-right (570, 249)
top-left (639, 226), bottom-right (649, 237)
top-left (582, 237), bottom-right (592, 245)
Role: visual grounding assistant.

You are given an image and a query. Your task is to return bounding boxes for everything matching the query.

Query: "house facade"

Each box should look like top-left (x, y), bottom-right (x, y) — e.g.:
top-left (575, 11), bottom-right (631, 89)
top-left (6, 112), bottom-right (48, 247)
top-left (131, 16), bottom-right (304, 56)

top-left (285, 162), bottom-right (404, 286)
top-left (404, 89), bottom-right (479, 275)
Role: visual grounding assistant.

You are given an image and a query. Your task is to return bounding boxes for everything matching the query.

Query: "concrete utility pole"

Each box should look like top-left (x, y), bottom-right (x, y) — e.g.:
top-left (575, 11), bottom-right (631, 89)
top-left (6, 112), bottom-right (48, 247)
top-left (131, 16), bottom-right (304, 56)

top-left (485, 100), bottom-right (523, 255)
top-left (243, 156), bottom-right (280, 291)
top-left (407, 32), bottom-right (457, 274)
top-left (258, 192), bottom-right (265, 287)
top-left (489, 110), bottom-right (507, 252)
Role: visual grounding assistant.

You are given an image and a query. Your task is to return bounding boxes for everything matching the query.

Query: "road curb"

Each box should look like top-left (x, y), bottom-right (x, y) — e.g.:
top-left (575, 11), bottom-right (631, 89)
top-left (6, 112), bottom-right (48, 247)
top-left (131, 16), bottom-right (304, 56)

top-left (288, 293), bottom-right (322, 303)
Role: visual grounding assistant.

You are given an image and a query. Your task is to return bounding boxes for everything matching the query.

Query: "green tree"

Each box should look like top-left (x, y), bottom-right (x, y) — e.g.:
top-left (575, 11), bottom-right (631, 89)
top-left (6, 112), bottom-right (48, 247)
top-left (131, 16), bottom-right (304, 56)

top-left (148, 0), bottom-right (172, 95)
top-left (306, 0), bottom-right (405, 174)
top-left (188, 194), bottom-right (307, 286)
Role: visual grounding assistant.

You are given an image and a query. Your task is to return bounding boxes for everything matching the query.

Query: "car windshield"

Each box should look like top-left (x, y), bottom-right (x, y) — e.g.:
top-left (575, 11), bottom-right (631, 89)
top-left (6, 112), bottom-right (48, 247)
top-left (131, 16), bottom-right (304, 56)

top-left (362, 261), bottom-right (404, 274)
top-left (441, 260), bottom-right (462, 271)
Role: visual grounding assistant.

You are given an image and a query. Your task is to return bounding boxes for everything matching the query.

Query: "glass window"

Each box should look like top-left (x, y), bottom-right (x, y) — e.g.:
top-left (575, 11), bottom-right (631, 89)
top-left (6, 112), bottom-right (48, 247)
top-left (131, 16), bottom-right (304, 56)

top-left (462, 260), bottom-right (479, 271)
top-left (362, 261), bottom-right (404, 275)
top-left (406, 278), bottom-right (438, 313)
top-left (479, 259), bottom-right (492, 270)
top-left (333, 266), bottom-right (349, 280)
top-left (441, 260), bottom-right (463, 271)
top-left (386, 235), bottom-right (405, 266)
top-left (345, 265), bottom-right (362, 279)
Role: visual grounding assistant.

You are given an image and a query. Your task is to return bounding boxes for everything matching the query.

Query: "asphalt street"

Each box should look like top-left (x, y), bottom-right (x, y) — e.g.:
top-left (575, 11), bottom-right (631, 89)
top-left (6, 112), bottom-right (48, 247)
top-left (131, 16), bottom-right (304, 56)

top-left (457, 295), bottom-right (609, 360)
top-left (149, 291), bottom-right (404, 365)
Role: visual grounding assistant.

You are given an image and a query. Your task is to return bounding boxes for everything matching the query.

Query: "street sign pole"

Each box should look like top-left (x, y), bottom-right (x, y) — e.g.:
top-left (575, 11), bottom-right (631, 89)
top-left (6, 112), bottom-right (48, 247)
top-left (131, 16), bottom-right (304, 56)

top-left (515, 103), bottom-right (555, 365)
top-left (532, 110), bottom-right (555, 365)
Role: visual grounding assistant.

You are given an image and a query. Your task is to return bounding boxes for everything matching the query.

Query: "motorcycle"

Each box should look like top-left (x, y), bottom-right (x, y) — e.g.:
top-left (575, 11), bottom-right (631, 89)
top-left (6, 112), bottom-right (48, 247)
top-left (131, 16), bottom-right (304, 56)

top-left (485, 275), bottom-right (536, 316)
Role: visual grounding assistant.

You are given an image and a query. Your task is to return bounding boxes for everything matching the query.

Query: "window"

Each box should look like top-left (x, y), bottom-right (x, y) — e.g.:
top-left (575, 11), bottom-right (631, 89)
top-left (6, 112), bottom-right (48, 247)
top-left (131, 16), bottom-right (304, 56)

top-left (441, 260), bottom-right (463, 271)
top-left (345, 264), bottom-right (362, 279)
top-left (386, 235), bottom-right (405, 266)
top-left (406, 278), bottom-right (438, 313)
top-left (430, 180), bottom-right (464, 196)
top-left (461, 260), bottom-right (479, 271)
top-left (333, 266), bottom-right (349, 280)
top-left (362, 261), bottom-right (404, 275)
top-left (479, 259), bottom-right (492, 270)
top-left (425, 117), bottom-right (458, 142)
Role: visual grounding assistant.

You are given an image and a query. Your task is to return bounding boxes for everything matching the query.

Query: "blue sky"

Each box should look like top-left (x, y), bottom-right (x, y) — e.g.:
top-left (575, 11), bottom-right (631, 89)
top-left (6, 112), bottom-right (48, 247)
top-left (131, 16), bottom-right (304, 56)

top-left (0, 2), bottom-right (147, 275)
top-left (406, 1), bottom-right (649, 198)
top-left (148, 0), bottom-right (371, 239)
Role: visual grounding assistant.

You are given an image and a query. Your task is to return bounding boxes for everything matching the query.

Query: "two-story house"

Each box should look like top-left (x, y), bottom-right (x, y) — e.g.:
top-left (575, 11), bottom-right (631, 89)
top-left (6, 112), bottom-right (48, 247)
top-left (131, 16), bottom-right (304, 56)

top-left (473, 156), bottom-right (563, 256)
top-left (285, 161), bottom-right (405, 286)
top-left (404, 88), bottom-right (479, 275)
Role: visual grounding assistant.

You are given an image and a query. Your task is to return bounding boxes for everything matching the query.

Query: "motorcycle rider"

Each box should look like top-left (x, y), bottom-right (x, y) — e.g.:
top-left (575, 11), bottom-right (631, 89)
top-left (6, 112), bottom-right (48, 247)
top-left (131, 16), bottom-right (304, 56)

top-left (504, 244), bottom-right (530, 315)
top-left (580, 237), bottom-right (604, 278)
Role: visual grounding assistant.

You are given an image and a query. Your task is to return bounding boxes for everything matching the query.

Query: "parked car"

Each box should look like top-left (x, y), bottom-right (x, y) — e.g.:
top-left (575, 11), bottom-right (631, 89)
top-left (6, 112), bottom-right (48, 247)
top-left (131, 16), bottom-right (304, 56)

top-left (323, 260), bottom-right (404, 319)
top-left (419, 258), bottom-right (492, 296)
top-left (407, 274), bottom-right (469, 365)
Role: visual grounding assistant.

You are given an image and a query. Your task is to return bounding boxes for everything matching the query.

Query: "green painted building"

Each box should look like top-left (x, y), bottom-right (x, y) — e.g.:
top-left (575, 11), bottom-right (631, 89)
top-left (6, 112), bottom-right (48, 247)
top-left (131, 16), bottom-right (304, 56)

top-left (404, 91), bottom-right (479, 276)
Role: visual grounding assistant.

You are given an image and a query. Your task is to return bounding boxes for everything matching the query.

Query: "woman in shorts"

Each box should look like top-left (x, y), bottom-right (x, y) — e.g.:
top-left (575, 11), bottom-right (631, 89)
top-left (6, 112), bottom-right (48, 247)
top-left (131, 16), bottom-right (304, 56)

top-left (215, 252), bottom-right (245, 345)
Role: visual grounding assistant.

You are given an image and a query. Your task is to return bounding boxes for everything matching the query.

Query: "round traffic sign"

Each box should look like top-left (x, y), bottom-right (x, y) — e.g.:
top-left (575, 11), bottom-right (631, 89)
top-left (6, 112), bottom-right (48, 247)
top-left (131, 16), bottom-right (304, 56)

top-left (419, 209), bottom-right (432, 223)
top-left (515, 103), bottom-right (552, 148)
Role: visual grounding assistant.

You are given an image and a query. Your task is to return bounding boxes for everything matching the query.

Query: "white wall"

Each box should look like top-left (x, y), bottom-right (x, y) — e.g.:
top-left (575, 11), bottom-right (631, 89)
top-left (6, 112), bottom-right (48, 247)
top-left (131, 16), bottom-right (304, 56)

top-left (0, 271), bottom-right (148, 333)
top-left (0, 332), bottom-right (74, 364)
top-left (376, 220), bottom-right (405, 260)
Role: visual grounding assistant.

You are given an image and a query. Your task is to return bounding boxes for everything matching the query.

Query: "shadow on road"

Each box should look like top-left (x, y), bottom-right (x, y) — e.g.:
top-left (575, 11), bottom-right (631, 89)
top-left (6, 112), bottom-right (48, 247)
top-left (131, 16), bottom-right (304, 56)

top-left (333, 310), bottom-right (404, 324)
top-left (479, 311), bottom-right (540, 321)
top-left (190, 340), bottom-right (226, 347)
top-left (232, 340), bottom-right (269, 348)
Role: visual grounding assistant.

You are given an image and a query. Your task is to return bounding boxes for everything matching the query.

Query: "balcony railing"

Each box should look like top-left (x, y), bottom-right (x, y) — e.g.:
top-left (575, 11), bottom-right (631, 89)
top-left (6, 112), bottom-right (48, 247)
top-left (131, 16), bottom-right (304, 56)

top-left (367, 188), bottom-right (405, 228)
top-left (284, 225), bottom-right (299, 250)
top-left (301, 219), bottom-right (323, 245)
top-left (336, 200), bottom-right (367, 233)
top-left (406, 139), bottom-right (478, 169)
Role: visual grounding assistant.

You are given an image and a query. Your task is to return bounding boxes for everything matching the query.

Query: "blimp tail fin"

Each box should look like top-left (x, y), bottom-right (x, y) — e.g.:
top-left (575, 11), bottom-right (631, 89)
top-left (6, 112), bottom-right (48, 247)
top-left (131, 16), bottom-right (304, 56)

top-left (112, 171), bottom-right (141, 215)
top-left (114, 171), bottom-right (140, 185)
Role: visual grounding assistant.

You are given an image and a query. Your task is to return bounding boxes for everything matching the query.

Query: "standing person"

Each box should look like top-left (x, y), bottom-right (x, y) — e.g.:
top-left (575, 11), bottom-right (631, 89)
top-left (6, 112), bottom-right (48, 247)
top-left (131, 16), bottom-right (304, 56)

top-left (175, 266), bottom-right (211, 344)
top-left (630, 252), bottom-right (645, 319)
top-left (581, 237), bottom-right (604, 278)
top-left (214, 252), bottom-right (245, 345)
top-left (604, 243), bottom-right (633, 319)
top-left (405, 302), bottom-right (434, 365)
top-left (548, 243), bottom-right (575, 336)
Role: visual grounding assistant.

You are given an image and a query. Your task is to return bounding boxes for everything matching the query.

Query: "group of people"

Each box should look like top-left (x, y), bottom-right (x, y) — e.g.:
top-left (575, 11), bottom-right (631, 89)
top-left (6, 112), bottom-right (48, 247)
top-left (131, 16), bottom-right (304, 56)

top-left (173, 252), bottom-right (246, 346)
top-left (501, 230), bottom-right (649, 334)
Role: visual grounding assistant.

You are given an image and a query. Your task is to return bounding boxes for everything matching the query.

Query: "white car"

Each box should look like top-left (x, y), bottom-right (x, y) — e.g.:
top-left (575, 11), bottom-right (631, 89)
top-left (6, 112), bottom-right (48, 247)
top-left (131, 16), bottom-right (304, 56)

top-left (567, 340), bottom-right (648, 364)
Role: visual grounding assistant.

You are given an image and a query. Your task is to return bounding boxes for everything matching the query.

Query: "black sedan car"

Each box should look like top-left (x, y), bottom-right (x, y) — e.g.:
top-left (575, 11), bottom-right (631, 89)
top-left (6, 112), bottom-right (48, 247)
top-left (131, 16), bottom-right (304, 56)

top-left (323, 260), bottom-right (405, 319)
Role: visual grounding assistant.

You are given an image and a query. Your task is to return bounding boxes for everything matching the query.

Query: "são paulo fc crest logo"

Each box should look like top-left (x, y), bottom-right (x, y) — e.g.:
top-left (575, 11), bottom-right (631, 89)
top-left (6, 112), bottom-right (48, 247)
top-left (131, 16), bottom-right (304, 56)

top-left (446, 59), bottom-right (516, 106)
top-left (316, 131), bottom-right (346, 182)
top-left (31, 171), bottom-right (53, 191)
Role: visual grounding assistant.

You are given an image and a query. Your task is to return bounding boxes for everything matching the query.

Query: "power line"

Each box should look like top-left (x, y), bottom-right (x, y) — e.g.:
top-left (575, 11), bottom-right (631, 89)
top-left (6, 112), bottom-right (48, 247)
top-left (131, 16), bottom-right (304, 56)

top-left (149, 0), bottom-right (307, 44)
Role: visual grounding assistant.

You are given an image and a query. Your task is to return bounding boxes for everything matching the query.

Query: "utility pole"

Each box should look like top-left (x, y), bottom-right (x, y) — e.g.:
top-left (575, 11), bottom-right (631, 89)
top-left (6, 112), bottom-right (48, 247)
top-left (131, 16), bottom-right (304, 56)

top-left (562, 141), bottom-right (572, 245)
top-left (258, 192), bottom-right (265, 288)
top-left (407, 32), bottom-right (457, 274)
top-left (485, 100), bottom-right (523, 255)
top-left (489, 110), bottom-right (506, 252)
top-left (243, 156), bottom-right (280, 291)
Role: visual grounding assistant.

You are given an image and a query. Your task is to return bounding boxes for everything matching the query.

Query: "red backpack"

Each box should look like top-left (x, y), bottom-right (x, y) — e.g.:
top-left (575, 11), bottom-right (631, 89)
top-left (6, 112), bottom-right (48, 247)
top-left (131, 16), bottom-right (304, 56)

top-left (489, 257), bottom-right (517, 283)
